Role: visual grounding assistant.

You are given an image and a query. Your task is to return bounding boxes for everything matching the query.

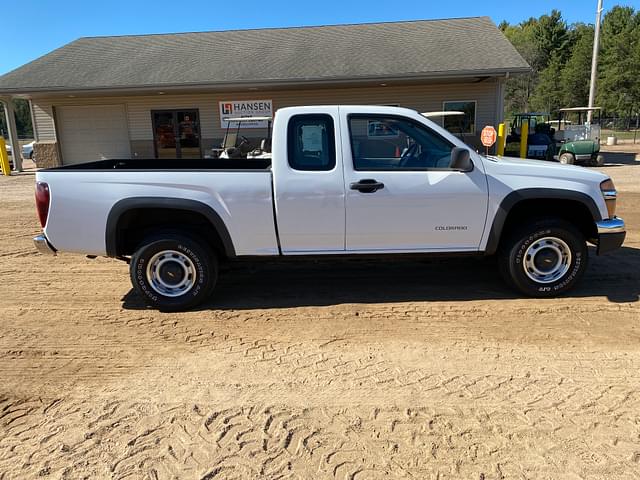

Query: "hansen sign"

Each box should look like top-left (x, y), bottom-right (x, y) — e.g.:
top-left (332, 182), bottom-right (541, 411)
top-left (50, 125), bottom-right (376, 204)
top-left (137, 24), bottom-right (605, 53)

top-left (219, 100), bottom-right (273, 128)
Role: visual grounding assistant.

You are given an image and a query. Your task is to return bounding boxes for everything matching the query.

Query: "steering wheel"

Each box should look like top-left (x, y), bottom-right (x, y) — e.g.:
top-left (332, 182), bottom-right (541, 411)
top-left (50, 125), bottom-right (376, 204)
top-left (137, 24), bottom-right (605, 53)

top-left (238, 135), bottom-right (250, 146)
top-left (399, 143), bottom-right (418, 167)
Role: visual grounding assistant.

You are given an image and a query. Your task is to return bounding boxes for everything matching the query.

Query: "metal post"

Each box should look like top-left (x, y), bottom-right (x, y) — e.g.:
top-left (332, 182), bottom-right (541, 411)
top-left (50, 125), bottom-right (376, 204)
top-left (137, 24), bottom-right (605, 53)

top-left (587, 0), bottom-right (604, 124)
top-left (519, 121), bottom-right (529, 159)
top-left (1, 99), bottom-right (22, 172)
top-left (0, 137), bottom-right (10, 176)
top-left (28, 99), bottom-right (39, 147)
top-left (497, 123), bottom-right (506, 156)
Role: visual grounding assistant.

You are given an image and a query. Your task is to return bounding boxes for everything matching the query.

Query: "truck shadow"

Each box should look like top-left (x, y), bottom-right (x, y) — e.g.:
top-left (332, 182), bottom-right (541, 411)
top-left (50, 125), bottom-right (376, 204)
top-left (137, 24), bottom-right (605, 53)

top-left (121, 246), bottom-right (640, 310)
top-left (600, 151), bottom-right (639, 167)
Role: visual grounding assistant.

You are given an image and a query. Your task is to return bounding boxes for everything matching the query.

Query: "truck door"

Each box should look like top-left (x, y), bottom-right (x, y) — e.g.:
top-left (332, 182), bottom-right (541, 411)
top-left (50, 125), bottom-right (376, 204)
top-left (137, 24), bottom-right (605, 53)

top-left (272, 107), bottom-right (346, 253)
top-left (341, 111), bottom-right (488, 252)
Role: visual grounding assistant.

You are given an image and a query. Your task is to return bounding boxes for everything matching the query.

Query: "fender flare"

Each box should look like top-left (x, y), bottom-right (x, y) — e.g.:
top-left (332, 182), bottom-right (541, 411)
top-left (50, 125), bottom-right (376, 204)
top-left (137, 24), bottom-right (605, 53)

top-left (105, 197), bottom-right (236, 258)
top-left (484, 188), bottom-right (602, 255)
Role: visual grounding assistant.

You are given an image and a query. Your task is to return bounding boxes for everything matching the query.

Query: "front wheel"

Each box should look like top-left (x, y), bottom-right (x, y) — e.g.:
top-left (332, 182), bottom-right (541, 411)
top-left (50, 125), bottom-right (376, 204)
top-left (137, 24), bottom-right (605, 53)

top-left (130, 233), bottom-right (218, 311)
top-left (498, 219), bottom-right (588, 297)
top-left (559, 152), bottom-right (575, 165)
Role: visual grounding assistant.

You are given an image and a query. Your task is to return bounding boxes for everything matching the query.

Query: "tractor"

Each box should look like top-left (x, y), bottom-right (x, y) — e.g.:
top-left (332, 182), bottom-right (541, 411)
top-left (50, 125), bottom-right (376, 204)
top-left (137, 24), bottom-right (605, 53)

top-left (505, 113), bottom-right (555, 160)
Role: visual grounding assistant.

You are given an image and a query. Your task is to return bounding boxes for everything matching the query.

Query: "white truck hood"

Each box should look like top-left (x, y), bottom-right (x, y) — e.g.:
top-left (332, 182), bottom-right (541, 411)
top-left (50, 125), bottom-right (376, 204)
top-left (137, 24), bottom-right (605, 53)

top-left (483, 155), bottom-right (609, 184)
top-left (481, 155), bottom-right (611, 221)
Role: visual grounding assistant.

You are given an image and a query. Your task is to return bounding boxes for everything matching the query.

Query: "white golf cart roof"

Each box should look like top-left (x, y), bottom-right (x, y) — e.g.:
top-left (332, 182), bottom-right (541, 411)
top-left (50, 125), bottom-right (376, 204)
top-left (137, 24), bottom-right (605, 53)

top-left (225, 116), bottom-right (272, 122)
top-left (421, 111), bottom-right (465, 118)
top-left (558, 107), bottom-right (602, 112)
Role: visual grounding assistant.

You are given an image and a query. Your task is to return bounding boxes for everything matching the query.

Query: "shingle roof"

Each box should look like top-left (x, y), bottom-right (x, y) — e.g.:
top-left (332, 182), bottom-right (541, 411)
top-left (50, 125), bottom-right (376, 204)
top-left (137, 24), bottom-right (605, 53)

top-left (0, 17), bottom-right (529, 94)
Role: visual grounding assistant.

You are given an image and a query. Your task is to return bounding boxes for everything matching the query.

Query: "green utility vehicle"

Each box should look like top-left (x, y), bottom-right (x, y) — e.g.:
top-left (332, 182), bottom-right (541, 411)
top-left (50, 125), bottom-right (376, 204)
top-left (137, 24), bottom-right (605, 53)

top-left (553, 107), bottom-right (604, 166)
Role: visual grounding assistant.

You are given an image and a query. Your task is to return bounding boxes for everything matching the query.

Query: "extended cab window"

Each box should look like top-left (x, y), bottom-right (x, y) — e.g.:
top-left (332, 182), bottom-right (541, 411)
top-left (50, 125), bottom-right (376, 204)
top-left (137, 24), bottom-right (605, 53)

top-left (287, 114), bottom-right (336, 171)
top-left (349, 116), bottom-right (454, 171)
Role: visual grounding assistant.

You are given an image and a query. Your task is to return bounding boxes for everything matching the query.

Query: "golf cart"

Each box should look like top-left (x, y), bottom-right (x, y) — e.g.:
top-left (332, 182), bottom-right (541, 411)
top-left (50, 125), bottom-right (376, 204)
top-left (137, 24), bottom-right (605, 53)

top-left (505, 113), bottom-right (555, 160)
top-left (553, 107), bottom-right (604, 166)
top-left (217, 116), bottom-right (273, 160)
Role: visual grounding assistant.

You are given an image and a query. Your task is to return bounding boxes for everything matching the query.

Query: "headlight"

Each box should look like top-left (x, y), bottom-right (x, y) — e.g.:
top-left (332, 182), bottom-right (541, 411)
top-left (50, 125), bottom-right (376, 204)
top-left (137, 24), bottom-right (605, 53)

top-left (600, 179), bottom-right (617, 218)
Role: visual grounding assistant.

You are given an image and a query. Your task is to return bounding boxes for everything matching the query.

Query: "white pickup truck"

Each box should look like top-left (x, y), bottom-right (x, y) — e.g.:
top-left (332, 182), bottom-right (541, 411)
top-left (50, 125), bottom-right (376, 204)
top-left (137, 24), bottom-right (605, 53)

top-left (33, 106), bottom-right (626, 311)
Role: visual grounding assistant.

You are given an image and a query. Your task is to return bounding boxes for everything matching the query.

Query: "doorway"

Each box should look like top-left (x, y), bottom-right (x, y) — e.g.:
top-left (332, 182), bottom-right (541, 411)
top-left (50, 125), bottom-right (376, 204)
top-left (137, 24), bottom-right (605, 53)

top-left (152, 109), bottom-right (201, 158)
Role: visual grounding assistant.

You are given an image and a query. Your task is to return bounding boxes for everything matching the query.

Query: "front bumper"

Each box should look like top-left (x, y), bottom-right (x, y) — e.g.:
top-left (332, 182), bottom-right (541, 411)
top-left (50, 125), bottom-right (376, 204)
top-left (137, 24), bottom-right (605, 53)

top-left (33, 234), bottom-right (57, 256)
top-left (595, 217), bottom-right (626, 255)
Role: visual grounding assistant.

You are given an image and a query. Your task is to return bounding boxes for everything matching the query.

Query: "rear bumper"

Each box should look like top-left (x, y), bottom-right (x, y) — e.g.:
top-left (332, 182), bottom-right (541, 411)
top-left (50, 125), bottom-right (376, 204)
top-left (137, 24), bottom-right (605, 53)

top-left (595, 217), bottom-right (626, 255)
top-left (33, 234), bottom-right (57, 256)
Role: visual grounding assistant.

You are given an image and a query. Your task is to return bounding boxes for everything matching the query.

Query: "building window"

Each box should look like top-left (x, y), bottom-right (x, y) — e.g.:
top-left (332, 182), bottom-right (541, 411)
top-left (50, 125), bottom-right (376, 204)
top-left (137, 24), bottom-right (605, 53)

top-left (151, 109), bottom-right (201, 159)
top-left (287, 114), bottom-right (336, 171)
top-left (348, 115), bottom-right (454, 171)
top-left (442, 101), bottom-right (476, 135)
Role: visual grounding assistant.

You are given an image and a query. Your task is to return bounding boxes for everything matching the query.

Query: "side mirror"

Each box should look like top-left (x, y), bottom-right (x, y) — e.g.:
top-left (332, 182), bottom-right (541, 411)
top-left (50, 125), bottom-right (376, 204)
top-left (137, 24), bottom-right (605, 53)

top-left (450, 147), bottom-right (473, 172)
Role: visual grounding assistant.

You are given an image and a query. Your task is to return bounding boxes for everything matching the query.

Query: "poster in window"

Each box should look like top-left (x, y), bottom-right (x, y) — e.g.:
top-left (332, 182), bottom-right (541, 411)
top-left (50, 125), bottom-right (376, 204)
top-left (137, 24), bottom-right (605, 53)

top-left (301, 125), bottom-right (323, 152)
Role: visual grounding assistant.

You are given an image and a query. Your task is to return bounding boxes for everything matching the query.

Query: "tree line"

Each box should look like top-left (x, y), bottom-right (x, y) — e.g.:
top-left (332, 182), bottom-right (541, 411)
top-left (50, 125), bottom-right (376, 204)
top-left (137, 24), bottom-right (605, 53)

top-left (500, 5), bottom-right (640, 121)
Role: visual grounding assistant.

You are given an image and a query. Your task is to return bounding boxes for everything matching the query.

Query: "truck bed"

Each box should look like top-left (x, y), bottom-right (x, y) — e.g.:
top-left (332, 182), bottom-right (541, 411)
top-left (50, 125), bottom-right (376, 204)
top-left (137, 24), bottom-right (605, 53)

top-left (38, 164), bottom-right (278, 257)
top-left (44, 158), bottom-right (271, 171)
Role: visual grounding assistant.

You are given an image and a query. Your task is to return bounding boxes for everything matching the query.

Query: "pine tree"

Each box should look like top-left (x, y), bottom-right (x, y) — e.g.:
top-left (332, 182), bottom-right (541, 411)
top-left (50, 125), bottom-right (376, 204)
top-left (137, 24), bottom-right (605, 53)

top-left (597, 6), bottom-right (640, 116)
top-left (561, 24), bottom-right (595, 108)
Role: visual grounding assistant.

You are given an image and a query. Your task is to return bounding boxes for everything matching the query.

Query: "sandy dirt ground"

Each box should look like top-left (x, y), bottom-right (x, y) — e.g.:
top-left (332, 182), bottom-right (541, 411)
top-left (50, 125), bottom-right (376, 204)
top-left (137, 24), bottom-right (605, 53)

top-left (0, 151), bottom-right (639, 479)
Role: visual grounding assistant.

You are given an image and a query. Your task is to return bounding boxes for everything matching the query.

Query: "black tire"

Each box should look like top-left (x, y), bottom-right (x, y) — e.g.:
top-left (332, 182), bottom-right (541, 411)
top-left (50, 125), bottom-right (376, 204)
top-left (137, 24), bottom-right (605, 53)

top-left (559, 152), bottom-right (575, 165)
top-left (498, 218), bottom-right (588, 297)
top-left (591, 154), bottom-right (605, 167)
top-left (130, 233), bottom-right (217, 311)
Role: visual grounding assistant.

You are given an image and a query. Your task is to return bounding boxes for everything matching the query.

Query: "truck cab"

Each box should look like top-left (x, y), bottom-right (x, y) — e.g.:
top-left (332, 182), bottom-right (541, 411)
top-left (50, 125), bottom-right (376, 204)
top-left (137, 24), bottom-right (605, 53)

top-left (272, 106), bottom-right (488, 254)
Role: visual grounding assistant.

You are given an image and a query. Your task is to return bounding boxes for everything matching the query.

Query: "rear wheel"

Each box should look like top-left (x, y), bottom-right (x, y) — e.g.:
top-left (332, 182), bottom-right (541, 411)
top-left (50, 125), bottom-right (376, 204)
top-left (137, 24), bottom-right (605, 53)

top-left (130, 233), bottom-right (217, 311)
top-left (498, 218), bottom-right (588, 297)
top-left (591, 154), bottom-right (605, 167)
top-left (559, 152), bottom-right (575, 165)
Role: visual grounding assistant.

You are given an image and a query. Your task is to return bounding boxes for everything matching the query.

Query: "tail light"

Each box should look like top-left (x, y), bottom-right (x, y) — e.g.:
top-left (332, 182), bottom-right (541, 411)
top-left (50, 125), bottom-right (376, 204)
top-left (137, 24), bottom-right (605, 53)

top-left (35, 181), bottom-right (50, 228)
top-left (600, 179), bottom-right (617, 218)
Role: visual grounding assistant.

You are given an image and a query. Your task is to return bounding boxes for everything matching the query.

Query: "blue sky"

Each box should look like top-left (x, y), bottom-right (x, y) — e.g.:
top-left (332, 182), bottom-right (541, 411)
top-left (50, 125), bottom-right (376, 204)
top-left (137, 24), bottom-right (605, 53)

top-left (1, 0), bottom-right (639, 75)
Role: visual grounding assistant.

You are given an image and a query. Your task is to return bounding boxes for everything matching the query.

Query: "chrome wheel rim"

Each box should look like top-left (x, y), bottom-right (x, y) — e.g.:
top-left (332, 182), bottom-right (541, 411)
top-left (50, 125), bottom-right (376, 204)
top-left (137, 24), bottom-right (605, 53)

top-left (523, 237), bottom-right (572, 284)
top-left (146, 250), bottom-right (196, 297)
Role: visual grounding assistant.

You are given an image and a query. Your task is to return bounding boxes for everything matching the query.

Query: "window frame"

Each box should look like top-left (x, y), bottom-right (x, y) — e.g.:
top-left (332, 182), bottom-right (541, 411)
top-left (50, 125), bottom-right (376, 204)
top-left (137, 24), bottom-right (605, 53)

top-left (347, 113), bottom-right (457, 172)
top-left (441, 100), bottom-right (477, 135)
top-left (286, 113), bottom-right (337, 172)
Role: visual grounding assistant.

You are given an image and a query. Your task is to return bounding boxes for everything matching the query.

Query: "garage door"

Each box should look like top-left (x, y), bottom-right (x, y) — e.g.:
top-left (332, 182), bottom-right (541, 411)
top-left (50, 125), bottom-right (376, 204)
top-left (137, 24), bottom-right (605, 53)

top-left (56, 105), bottom-right (131, 165)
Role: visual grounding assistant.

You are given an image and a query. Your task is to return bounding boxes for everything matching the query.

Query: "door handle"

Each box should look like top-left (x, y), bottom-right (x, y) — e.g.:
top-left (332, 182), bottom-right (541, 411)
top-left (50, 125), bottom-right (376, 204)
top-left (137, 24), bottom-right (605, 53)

top-left (350, 179), bottom-right (385, 193)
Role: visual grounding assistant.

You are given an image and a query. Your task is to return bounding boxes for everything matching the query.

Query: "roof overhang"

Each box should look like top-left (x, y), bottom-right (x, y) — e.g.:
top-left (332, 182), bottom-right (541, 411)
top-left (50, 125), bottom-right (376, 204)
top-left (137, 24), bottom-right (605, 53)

top-left (0, 68), bottom-right (530, 99)
top-left (559, 107), bottom-right (602, 112)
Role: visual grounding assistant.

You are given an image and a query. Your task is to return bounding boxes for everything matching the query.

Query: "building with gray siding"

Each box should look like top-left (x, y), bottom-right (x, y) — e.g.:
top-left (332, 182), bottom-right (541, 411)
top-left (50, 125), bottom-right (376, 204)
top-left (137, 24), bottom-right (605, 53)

top-left (0, 17), bottom-right (529, 168)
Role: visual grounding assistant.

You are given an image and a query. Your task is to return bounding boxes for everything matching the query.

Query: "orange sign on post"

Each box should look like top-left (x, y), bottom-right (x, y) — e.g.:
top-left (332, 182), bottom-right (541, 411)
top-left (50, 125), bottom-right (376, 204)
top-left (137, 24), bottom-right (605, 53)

top-left (480, 125), bottom-right (497, 155)
top-left (481, 126), bottom-right (497, 147)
